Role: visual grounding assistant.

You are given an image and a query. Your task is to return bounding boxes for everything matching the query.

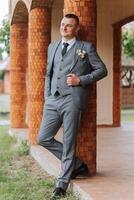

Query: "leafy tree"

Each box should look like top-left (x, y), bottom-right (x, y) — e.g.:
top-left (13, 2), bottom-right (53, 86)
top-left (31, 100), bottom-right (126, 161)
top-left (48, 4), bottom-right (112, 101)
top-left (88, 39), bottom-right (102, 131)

top-left (122, 31), bottom-right (134, 59)
top-left (0, 17), bottom-right (10, 60)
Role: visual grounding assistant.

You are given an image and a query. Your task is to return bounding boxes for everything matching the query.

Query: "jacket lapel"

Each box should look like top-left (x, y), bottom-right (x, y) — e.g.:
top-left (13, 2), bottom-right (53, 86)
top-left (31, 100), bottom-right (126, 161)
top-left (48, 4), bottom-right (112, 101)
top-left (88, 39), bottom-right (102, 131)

top-left (69, 40), bottom-right (84, 72)
top-left (48, 40), bottom-right (84, 72)
top-left (49, 40), bottom-right (61, 71)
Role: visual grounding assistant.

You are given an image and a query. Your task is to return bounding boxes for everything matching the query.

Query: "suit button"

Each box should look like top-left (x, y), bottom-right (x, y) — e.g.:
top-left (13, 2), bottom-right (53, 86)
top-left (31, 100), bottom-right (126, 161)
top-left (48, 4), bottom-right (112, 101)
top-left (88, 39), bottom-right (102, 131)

top-left (58, 77), bottom-right (60, 79)
top-left (61, 59), bottom-right (64, 62)
top-left (59, 68), bottom-right (62, 71)
top-left (57, 86), bottom-right (59, 89)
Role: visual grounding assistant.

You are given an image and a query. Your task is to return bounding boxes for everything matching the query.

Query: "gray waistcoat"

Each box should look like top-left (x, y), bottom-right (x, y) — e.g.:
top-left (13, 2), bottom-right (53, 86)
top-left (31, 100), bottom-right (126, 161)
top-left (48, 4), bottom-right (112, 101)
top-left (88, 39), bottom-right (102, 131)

top-left (51, 43), bottom-right (76, 96)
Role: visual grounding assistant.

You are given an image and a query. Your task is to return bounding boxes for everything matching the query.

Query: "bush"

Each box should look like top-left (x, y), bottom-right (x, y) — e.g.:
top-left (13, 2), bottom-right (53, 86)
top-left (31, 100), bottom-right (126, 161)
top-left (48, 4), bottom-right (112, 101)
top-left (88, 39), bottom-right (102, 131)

top-left (0, 71), bottom-right (5, 80)
top-left (122, 31), bottom-right (134, 59)
top-left (17, 140), bottom-right (30, 156)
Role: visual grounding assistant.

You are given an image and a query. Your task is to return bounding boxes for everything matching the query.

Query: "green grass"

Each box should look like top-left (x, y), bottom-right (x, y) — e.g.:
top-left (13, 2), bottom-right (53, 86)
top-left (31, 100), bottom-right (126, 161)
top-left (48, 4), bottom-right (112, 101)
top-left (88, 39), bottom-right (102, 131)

top-left (0, 126), bottom-right (79, 200)
top-left (0, 113), bottom-right (10, 120)
top-left (121, 108), bottom-right (134, 122)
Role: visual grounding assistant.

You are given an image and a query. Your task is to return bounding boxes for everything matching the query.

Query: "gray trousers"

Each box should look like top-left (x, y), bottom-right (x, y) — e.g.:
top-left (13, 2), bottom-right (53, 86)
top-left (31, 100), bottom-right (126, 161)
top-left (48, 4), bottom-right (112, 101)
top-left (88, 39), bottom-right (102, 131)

top-left (38, 94), bottom-right (83, 190)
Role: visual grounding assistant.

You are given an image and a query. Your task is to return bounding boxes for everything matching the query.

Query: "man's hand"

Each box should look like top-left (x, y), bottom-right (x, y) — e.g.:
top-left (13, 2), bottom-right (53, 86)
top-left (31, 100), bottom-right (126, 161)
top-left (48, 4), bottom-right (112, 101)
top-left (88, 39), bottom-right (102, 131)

top-left (66, 73), bottom-right (80, 86)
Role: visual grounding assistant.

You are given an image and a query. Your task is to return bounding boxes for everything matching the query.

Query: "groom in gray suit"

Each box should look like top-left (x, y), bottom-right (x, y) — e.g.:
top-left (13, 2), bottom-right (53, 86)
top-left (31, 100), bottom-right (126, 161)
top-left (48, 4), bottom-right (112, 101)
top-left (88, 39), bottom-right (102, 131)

top-left (38, 14), bottom-right (107, 199)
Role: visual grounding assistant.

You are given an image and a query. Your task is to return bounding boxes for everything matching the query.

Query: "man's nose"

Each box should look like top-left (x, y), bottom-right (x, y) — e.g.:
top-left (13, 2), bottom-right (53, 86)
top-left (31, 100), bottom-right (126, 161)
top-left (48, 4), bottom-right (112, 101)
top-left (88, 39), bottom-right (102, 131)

top-left (63, 25), bottom-right (67, 30)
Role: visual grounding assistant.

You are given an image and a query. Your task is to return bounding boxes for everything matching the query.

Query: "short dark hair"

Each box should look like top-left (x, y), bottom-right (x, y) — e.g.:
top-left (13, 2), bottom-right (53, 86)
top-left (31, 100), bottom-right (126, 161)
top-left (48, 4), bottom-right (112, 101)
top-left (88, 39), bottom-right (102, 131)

top-left (64, 14), bottom-right (79, 25)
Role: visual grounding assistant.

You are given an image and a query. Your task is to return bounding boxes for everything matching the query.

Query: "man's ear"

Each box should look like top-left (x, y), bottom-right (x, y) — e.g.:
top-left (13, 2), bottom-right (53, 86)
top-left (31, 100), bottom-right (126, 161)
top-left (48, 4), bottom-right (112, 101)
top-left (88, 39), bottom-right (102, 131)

top-left (75, 25), bottom-right (80, 34)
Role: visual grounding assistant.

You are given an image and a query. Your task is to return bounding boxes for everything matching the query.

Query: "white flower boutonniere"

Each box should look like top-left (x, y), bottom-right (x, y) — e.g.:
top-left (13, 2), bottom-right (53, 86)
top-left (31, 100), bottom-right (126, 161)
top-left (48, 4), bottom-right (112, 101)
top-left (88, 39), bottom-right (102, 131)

top-left (76, 49), bottom-right (86, 59)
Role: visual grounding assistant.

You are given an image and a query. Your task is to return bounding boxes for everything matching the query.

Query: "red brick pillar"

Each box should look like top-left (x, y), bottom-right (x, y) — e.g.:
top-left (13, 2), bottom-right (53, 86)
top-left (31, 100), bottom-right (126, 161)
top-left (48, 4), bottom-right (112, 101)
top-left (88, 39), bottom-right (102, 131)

top-left (10, 24), bottom-right (28, 128)
top-left (28, 7), bottom-right (51, 144)
top-left (64, 0), bottom-right (97, 174)
top-left (113, 25), bottom-right (121, 126)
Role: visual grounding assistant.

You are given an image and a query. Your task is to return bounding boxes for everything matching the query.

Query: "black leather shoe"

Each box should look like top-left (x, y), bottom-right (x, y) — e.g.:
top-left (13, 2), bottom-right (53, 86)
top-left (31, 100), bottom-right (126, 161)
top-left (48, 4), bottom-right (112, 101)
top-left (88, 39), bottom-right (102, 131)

top-left (50, 187), bottom-right (66, 199)
top-left (71, 163), bottom-right (89, 179)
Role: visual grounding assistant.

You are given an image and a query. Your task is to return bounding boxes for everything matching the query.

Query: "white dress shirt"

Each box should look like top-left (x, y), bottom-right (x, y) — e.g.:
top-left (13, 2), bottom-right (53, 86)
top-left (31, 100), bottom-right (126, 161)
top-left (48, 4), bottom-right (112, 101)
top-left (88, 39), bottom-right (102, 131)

top-left (62, 37), bottom-right (76, 52)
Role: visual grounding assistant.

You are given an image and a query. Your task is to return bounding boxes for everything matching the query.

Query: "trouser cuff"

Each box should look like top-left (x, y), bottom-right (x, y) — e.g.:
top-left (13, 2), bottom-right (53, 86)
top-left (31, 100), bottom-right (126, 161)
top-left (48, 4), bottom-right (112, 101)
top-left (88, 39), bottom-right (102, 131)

top-left (56, 181), bottom-right (68, 191)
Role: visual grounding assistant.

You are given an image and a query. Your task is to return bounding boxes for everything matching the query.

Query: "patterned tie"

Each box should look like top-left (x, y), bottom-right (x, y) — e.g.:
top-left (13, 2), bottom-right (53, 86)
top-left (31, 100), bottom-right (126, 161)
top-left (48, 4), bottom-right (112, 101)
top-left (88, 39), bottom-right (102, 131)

top-left (62, 42), bottom-right (69, 57)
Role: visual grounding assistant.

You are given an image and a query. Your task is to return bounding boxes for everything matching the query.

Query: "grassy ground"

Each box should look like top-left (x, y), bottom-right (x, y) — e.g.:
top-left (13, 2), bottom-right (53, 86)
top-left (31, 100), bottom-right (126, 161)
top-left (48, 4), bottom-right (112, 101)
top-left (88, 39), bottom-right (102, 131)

top-left (0, 94), bottom-right (133, 200)
top-left (121, 108), bottom-right (134, 123)
top-left (0, 126), bottom-right (79, 200)
top-left (0, 94), bottom-right (10, 121)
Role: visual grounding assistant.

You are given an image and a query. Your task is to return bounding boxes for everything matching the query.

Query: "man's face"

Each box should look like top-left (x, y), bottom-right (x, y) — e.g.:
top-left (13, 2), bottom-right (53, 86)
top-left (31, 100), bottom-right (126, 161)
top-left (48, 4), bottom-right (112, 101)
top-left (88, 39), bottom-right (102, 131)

top-left (60, 17), bottom-right (79, 39)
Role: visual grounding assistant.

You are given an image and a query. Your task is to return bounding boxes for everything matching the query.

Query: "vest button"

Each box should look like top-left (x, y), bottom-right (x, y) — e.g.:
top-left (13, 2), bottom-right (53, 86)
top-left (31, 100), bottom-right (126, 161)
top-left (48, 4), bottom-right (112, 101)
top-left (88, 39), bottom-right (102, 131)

top-left (59, 68), bottom-right (62, 71)
top-left (58, 77), bottom-right (60, 79)
top-left (61, 59), bottom-right (64, 62)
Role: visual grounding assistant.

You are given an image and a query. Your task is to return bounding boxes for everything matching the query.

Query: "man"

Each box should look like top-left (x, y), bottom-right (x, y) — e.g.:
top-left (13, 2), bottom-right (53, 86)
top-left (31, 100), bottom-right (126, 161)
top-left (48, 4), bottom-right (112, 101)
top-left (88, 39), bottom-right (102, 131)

top-left (38, 14), bottom-right (107, 199)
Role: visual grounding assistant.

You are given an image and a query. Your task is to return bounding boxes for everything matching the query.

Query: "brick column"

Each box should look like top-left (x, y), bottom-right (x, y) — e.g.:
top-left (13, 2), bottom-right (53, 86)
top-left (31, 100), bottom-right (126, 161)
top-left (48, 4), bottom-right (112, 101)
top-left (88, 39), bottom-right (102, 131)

top-left (10, 23), bottom-right (28, 128)
top-left (28, 7), bottom-right (51, 144)
top-left (113, 25), bottom-right (121, 127)
top-left (64, 0), bottom-right (97, 174)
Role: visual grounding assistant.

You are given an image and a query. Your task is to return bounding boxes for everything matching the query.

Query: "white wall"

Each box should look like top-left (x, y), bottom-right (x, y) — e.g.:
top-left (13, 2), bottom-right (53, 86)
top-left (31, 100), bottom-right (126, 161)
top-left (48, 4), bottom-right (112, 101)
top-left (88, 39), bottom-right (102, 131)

top-left (51, 0), bottom-right (63, 41)
top-left (97, 0), bottom-right (134, 125)
top-left (9, 0), bottom-right (30, 24)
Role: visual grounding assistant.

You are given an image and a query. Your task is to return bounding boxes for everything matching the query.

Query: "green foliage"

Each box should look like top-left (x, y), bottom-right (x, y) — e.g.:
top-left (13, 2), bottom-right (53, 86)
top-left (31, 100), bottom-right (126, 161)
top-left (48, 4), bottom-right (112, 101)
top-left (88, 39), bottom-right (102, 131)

top-left (0, 17), bottom-right (10, 60)
top-left (0, 48), bottom-right (3, 60)
top-left (121, 108), bottom-right (134, 122)
top-left (0, 71), bottom-right (5, 80)
top-left (17, 140), bottom-right (30, 156)
top-left (0, 126), bottom-right (17, 180)
top-left (122, 31), bottom-right (134, 59)
top-left (0, 127), bottom-right (78, 200)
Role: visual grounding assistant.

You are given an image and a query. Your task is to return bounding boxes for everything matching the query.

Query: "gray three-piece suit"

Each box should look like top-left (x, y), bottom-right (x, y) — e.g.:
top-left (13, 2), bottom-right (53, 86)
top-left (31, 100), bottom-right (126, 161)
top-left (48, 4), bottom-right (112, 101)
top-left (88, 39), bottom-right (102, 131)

top-left (38, 40), bottom-right (107, 190)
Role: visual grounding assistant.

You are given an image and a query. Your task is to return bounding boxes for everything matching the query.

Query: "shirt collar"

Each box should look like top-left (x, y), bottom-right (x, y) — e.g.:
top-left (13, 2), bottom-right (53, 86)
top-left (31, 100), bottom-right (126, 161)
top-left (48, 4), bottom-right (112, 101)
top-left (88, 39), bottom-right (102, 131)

top-left (62, 37), bottom-right (76, 46)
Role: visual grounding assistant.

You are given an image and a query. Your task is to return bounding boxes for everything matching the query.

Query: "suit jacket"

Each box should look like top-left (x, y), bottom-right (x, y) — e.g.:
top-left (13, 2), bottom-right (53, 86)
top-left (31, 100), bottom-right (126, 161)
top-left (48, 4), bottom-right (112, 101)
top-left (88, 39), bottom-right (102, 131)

top-left (45, 40), bottom-right (108, 110)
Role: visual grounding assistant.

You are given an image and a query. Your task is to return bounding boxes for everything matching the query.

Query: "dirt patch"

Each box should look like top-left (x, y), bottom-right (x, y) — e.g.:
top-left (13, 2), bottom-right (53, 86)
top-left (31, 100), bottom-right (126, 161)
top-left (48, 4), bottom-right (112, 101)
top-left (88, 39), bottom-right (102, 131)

top-left (9, 155), bottom-right (53, 180)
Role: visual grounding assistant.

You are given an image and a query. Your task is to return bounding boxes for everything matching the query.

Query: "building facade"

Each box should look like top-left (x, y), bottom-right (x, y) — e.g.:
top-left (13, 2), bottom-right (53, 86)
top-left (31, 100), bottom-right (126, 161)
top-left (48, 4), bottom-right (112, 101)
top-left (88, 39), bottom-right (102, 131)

top-left (9, 0), bottom-right (134, 174)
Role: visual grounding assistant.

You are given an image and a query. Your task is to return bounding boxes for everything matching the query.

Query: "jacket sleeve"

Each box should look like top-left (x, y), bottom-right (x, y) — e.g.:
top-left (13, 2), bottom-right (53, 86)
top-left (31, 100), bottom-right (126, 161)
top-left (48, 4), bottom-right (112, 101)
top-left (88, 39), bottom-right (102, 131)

top-left (45, 44), bottom-right (52, 98)
top-left (79, 43), bottom-right (108, 86)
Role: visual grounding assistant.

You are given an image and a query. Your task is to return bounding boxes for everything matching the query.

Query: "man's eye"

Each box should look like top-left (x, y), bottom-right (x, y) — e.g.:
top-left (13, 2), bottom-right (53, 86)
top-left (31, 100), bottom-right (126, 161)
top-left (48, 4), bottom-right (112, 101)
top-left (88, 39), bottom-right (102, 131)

top-left (68, 25), bottom-right (73, 28)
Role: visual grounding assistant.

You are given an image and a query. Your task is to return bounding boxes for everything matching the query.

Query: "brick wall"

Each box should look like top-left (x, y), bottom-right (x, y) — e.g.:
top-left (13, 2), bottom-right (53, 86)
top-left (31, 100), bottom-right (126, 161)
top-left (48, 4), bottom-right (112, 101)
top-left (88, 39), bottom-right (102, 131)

top-left (4, 72), bottom-right (10, 94)
top-left (113, 25), bottom-right (121, 127)
top-left (121, 87), bottom-right (134, 108)
top-left (0, 80), bottom-right (4, 93)
top-left (28, 7), bottom-right (51, 143)
top-left (10, 0), bottom-right (97, 174)
top-left (10, 23), bottom-right (28, 128)
top-left (64, 0), bottom-right (97, 174)
top-left (113, 16), bottom-right (134, 126)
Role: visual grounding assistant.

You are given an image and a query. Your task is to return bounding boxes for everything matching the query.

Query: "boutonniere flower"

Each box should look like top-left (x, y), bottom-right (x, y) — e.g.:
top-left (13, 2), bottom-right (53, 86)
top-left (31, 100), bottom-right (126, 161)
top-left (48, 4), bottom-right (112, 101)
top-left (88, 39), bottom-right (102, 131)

top-left (76, 49), bottom-right (86, 59)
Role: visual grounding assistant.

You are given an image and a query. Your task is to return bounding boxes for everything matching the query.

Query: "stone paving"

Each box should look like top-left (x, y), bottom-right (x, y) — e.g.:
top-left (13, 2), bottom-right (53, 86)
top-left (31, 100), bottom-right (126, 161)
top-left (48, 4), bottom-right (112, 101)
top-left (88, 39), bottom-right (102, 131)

top-left (10, 123), bottom-right (134, 200)
top-left (82, 125), bottom-right (134, 200)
